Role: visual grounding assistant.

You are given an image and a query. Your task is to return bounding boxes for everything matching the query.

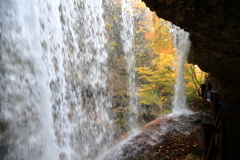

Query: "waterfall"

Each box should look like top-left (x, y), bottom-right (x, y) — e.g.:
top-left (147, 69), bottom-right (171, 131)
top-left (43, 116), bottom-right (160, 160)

top-left (0, 1), bottom-right (61, 159)
top-left (0, 0), bottom-right (119, 160)
top-left (172, 25), bottom-right (193, 114)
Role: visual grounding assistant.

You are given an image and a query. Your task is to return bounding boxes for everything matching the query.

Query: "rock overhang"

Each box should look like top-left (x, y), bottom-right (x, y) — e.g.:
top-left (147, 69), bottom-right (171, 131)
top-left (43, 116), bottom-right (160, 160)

top-left (142, 0), bottom-right (240, 106)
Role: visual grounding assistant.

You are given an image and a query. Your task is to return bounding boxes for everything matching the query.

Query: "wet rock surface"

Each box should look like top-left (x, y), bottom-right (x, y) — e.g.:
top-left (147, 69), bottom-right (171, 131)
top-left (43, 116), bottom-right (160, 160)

top-left (102, 100), bottom-right (212, 160)
top-left (138, 120), bottom-right (204, 160)
top-left (136, 114), bottom-right (211, 160)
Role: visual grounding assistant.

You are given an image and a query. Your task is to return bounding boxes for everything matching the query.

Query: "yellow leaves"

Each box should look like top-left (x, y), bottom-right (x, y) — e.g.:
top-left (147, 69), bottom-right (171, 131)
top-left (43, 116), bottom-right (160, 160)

top-left (110, 42), bottom-right (119, 46)
top-left (135, 26), bottom-right (147, 34)
top-left (156, 47), bottom-right (175, 55)
top-left (135, 9), bottom-right (178, 106)
top-left (136, 67), bottom-right (153, 75)
top-left (139, 84), bottom-right (157, 91)
top-left (138, 2), bottom-right (146, 8)
top-left (133, 1), bottom-right (147, 8)
top-left (106, 23), bottom-right (113, 29)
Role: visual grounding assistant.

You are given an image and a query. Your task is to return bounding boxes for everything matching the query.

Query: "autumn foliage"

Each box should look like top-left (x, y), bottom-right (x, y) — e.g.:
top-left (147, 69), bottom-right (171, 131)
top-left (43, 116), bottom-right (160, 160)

top-left (135, 4), bottom-right (206, 110)
top-left (136, 12), bottom-right (176, 108)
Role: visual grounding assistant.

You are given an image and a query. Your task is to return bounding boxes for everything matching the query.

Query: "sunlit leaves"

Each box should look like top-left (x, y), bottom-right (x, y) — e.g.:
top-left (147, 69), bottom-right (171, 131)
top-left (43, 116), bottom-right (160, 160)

top-left (137, 13), bottom-right (176, 106)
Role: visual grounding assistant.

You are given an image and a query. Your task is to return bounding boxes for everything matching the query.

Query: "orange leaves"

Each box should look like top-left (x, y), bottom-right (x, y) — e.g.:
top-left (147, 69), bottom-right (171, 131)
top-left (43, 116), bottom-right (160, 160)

top-left (155, 47), bottom-right (175, 55)
top-left (144, 28), bottom-right (155, 40)
top-left (117, 0), bottom-right (122, 5)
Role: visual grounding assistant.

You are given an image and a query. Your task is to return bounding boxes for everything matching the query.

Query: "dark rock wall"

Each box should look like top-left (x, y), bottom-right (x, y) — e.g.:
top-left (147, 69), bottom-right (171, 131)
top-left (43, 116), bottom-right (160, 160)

top-left (142, 0), bottom-right (240, 106)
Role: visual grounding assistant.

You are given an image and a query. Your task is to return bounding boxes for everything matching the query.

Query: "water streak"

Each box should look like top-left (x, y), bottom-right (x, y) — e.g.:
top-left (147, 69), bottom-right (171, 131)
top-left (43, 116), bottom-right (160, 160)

top-left (120, 0), bottom-right (139, 130)
top-left (172, 25), bottom-right (193, 115)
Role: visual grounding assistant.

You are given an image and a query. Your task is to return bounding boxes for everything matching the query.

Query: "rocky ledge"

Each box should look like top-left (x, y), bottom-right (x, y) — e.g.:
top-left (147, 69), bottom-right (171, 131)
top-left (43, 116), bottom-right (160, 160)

top-left (142, 0), bottom-right (240, 106)
top-left (99, 100), bottom-right (212, 160)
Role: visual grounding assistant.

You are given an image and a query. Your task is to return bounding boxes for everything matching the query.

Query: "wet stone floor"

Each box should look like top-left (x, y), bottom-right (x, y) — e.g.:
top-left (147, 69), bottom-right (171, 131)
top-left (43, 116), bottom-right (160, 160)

top-left (120, 99), bottom-right (212, 160)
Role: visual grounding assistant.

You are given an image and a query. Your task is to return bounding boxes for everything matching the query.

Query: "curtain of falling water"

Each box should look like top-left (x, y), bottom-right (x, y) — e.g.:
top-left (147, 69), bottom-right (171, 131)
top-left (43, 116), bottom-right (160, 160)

top-left (68, 1), bottom-right (113, 159)
top-left (120, 0), bottom-right (139, 130)
top-left (172, 25), bottom-right (192, 114)
top-left (0, 0), bottom-right (113, 160)
top-left (0, 1), bottom-right (60, 160)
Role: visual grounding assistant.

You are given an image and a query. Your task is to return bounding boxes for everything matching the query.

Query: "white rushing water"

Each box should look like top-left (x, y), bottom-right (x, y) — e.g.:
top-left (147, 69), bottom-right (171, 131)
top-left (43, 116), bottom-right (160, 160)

top-left (0, 0), bottom-right (114, 160)
top-left (172, 25), bottom-right (193, 115)
top-left (120, 0), bottom-right (140, 131)
top-left (0, 1), bottom-right (60, 160)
